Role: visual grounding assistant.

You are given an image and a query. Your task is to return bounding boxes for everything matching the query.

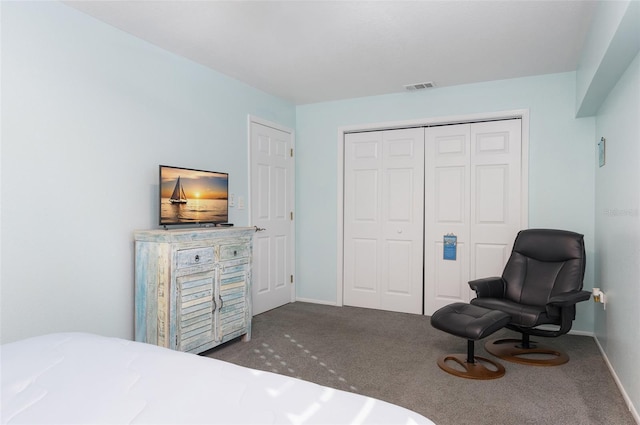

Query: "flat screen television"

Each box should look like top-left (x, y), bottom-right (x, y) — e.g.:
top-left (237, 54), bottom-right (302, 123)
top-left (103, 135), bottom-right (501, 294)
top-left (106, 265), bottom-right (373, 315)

top-left (159, 165), bottom-right (229, 226)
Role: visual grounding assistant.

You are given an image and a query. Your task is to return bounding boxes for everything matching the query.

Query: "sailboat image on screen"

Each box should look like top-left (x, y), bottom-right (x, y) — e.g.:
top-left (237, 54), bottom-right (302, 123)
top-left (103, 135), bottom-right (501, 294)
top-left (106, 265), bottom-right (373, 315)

top-left (159, 165), bottom-right (229, 226)
top-left (169, 176), bottom-right (188, 204)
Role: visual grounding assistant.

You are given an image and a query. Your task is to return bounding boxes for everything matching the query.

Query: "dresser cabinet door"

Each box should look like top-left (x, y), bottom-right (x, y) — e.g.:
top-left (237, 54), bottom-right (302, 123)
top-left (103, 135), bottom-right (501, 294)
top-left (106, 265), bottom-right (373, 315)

top-left (219, 256), bottom-right (249, 341)
top-left (176, 270), bottom-right (217, 352)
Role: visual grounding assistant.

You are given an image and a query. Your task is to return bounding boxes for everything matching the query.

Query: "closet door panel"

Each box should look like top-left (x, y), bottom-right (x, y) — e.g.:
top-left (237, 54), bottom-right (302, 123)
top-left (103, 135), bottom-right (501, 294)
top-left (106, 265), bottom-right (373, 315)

top-left (475, 164), bottom-right (508, 223)
top-left (435, 166), bottom-right (466, 223)
top-left (470, 120), bottom-right (522, 281)
top-left (352, 239), bottom-right (379, 292)
top-left (380, 129), bottom-right (424, 314)
top-left (386, 168), bottom-right (415, 221)
top-left (434, 240), bottom-right (467, 298)
top-left (474, 243), bottom-right (510, 279)
top-left (386, 240), bottom-right (412, 294)
top-left (353, 169), bottom-right (379, 221)
top-left (425, 120), bottom-right (521, 315)
top-left (344, 128), bottom-right (424, 314)
top-left (425, 124), bottom-right (471, 314)
top-left (344, 132), bottom-right (383, 308)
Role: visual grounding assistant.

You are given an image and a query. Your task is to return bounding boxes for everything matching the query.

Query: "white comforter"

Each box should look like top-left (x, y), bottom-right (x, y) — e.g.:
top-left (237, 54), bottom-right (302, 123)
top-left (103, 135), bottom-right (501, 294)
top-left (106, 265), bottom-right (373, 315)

top-left (1, 333), bottom-right (434, 424)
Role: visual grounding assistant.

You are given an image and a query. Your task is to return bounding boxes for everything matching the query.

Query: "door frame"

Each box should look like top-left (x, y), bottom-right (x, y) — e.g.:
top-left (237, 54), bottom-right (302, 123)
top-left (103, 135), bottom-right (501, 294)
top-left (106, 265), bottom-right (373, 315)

top-left (248, 115), bottom-right (296, 310)
top-left (336, 109), bottom-right (529, 309)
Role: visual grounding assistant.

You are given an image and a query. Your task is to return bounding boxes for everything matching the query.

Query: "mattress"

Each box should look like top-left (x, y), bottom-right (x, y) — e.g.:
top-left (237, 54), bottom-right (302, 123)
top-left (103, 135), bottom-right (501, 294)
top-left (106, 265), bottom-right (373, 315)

top-left (1, 332), bottom-right (435, 424)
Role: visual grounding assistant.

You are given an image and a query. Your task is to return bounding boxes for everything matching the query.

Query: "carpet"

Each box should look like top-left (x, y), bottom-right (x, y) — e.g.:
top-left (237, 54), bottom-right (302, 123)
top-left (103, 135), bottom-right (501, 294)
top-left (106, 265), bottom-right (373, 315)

top-left (205, 302), bottom-right (635, 425)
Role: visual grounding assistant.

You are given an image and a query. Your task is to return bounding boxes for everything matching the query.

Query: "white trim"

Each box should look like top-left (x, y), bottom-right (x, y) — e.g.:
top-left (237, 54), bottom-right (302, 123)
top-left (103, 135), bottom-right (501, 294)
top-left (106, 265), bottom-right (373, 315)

top-left (336, 127), bottom-right (345, 307)
top-left (594, 335), bottom-right (640, 423)
top-left (567, 329), bottom-right (595, 337)
top-left (339, 109), bottom-right (529, 134)
top-left (247, 115), bottom-right (296, 305)
top-left (294, 297), bottom-right (338, 307)
top-left (520, 110), bottom-right (530, 228)
top-left (248, 115), bottom-right (294, 134)
top-left (336, 109), bottom-right (530, 309)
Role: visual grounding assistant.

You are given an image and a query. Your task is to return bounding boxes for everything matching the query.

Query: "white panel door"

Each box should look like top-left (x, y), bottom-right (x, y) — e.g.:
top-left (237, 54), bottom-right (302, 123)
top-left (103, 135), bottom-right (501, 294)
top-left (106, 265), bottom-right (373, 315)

top-left (424, 124), bottom-right (471, 314)
top-left (470, 119), bottom-right (522, 281)
top-left (344, 128), bottom-right (424, 314)
top-left (250, 120), bottom-right (294, 315)
top-left (424, 120), bottom-right (522, 315)
top-left (343, 131), bottom-right (382, 309)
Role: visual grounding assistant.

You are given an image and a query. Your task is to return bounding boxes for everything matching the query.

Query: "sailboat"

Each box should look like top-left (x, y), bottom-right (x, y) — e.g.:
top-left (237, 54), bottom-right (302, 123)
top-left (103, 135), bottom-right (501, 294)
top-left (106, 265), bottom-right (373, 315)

top-left (169, 176), bottom-right (188, 204)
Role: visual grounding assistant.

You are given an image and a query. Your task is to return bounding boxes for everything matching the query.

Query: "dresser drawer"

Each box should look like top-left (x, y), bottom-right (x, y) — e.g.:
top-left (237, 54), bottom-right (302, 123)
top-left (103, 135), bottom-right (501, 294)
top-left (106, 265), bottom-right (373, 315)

top-left (220, 243), bottom-right (250, 261)
top-left (175, 247), bottom-right (215, 269)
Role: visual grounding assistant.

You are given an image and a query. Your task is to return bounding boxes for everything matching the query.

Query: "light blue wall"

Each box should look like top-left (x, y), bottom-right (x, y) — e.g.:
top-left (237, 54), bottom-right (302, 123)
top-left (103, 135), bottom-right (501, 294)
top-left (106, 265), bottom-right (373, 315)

top-left (0, 1), bottom-right (295, 343)
top-left (296, 72), bottom-right (596, 332)
top-left (594, 51), bottom-right (640, 420)
top-left (578, 0), bottom-right (640, 418)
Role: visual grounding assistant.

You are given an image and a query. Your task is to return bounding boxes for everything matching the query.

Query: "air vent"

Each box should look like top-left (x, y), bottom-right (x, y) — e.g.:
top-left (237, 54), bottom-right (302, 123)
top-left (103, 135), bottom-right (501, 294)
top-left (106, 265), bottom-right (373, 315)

top-left (404, 81), bottom-right (436, 91)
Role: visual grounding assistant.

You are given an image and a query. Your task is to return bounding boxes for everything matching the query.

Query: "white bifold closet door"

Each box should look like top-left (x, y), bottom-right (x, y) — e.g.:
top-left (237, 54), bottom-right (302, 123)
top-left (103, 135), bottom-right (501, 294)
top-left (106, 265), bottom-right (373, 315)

top-left (343, 128), bottom-right (425, 314)
top-left (343, 119), bottom-right (522, 316)
top-left (424, 120), bottom-right (522, 315)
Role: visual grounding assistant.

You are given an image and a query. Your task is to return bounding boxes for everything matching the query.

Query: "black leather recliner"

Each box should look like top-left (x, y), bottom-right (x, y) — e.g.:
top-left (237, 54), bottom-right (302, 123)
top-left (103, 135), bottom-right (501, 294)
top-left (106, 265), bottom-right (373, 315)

top-left (469, 229), bottom-right (591, 365)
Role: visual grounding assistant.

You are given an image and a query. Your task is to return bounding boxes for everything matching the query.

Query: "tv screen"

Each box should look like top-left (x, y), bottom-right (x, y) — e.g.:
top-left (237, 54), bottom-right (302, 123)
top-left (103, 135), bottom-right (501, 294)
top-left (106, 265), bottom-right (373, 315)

top-left (159, 165), bottom-right (228, 226)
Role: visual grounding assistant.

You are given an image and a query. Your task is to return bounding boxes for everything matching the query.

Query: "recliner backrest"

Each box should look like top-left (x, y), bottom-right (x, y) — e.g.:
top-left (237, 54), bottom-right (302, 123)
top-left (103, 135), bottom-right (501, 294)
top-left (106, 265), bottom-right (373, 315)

top-left (501, 229), bottom-right (586, 307)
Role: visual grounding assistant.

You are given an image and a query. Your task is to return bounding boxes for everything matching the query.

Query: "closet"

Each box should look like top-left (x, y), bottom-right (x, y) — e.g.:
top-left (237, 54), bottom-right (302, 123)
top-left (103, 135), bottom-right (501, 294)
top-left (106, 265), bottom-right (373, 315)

top-left (343, 119), bottom-right (523, 315)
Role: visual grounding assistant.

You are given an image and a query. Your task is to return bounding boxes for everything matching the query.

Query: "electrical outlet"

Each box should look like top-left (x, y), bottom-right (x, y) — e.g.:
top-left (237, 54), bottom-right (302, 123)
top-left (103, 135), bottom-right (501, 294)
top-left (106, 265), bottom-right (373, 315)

top-left (238, 196), bottom-right (245, 210)
top-left (229, 194), bottom-right (236, 207)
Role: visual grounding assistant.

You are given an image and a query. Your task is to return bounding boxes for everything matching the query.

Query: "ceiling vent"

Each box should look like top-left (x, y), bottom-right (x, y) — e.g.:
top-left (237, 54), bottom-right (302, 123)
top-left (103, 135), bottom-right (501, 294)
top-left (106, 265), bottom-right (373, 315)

top-left (404, 82), bottom-right (436, 91)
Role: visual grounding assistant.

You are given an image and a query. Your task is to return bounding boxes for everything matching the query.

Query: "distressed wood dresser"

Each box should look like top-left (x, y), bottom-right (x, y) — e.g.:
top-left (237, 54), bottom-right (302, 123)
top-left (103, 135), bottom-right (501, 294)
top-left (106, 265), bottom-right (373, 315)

top-left (134, 227), bottom-right (254, 354)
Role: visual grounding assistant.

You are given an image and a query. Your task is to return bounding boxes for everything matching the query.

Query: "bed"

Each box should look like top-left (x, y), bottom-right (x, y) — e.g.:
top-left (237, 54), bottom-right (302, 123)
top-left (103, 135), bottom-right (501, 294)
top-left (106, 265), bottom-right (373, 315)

top-left (1, 332), bottom-right (435, 424)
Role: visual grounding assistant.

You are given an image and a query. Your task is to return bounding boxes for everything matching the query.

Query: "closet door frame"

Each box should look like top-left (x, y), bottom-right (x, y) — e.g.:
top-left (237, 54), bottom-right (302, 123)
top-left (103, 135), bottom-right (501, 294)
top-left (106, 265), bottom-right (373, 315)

top-left (336, 109), bottom-right (529, 310)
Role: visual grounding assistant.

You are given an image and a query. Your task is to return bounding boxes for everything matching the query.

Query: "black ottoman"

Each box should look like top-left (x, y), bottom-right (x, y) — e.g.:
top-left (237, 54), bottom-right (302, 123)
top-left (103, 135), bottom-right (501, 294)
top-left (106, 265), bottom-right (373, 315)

top-left (431, 302), bottom-right (511, 379)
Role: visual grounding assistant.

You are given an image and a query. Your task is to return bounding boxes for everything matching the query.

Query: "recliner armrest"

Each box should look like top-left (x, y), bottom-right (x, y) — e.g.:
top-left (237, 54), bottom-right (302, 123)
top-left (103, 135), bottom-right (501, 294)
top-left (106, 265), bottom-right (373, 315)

top-left (547, 290), bottom-right (592, 307)
top-left (469, 277), bottom-right (505, 298)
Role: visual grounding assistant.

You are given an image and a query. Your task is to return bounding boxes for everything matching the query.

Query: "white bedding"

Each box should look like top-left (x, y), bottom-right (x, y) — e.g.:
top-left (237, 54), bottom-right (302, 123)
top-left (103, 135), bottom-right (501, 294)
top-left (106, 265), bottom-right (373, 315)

top-left (1, 333), bottom-right (434, 425)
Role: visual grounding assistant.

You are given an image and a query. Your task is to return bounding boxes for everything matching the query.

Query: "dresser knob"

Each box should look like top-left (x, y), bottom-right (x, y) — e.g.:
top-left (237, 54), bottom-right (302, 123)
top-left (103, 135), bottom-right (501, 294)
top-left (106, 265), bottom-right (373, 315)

top-left (234, 250), bottom-right (237, 256)
top-left (195, 254), bottom-right (200, 262)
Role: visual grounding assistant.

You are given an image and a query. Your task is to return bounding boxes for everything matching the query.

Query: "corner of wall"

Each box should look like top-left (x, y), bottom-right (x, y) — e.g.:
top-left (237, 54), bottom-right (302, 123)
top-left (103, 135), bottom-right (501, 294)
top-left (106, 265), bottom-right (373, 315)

top-left (575, 0), bottom-right (640, 117)
top-left (593, 334), bottom-right (640, 423)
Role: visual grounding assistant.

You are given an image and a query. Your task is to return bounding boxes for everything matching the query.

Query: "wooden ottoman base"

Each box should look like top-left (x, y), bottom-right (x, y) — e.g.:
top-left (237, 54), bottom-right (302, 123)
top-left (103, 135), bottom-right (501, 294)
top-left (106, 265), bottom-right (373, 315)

top-left (437, 352), bottom-right (506, 380)
top-left (430, 303), bottom-right (511, 380)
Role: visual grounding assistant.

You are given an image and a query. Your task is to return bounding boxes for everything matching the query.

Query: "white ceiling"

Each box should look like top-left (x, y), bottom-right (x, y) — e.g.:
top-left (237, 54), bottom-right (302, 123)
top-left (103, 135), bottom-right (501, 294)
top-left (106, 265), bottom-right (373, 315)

top-left (64, 0), bottom-right (597, 105)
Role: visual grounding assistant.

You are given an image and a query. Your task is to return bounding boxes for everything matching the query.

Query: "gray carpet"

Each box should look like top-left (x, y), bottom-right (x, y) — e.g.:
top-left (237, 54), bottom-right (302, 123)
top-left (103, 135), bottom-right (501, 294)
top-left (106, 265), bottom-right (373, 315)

top-left (205, 302), bottom-right (635, 425)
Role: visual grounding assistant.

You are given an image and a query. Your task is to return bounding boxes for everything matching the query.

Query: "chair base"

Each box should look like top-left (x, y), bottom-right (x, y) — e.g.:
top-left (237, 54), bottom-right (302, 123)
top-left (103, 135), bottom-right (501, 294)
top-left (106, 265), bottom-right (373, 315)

top-left (437, 353), bottom-right (505, 380)
top-left (485, 338), bottom-right (569, 366)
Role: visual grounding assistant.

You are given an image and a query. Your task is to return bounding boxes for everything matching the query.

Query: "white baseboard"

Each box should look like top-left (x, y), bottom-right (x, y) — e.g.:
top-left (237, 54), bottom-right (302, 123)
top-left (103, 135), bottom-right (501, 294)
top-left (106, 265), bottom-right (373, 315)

top-left (593, 335), bottom-right (640, 424)
top-left (568, 329), bottom-right (594, 337)
top-left (293, 297), bottom-right (337, 306)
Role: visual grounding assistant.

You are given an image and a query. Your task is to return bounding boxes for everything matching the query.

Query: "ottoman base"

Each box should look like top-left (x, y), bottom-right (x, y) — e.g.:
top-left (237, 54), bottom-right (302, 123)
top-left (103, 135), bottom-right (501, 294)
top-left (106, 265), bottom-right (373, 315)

top-left (436, 339), bottom-right (505, 379)
top-left (430, 303), bottom-right (511, 380)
